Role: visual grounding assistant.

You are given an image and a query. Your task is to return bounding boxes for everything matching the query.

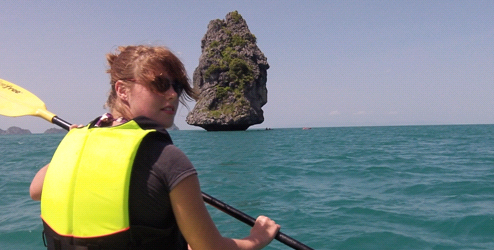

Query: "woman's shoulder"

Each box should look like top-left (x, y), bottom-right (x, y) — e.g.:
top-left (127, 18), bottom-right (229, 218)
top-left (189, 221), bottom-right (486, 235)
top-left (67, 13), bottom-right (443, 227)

top-left (134, 136), bottom-right (196, 189)
top-left (155, 144), bottom-right (197, 191)
top-left (138, 137), bottom-right (192, 170)
top-left (160, 145), bottom-right (191, 166)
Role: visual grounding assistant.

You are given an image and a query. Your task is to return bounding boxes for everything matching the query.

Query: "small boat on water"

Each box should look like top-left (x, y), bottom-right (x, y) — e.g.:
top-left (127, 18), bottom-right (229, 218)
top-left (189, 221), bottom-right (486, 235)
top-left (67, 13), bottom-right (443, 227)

top-left (302, 127), bottom-right (311, 130)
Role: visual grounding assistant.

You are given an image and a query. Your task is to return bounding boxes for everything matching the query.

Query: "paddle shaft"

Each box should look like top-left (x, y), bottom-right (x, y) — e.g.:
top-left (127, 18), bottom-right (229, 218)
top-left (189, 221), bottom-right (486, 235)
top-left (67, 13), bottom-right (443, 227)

top-left (52, 116), bottom-right (72, 131)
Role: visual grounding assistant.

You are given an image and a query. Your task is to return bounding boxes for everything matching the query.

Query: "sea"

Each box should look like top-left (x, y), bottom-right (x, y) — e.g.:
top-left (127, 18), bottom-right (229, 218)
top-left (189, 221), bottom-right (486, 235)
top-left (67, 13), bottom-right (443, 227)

top-left (1, 125), bottom-right (494, 250)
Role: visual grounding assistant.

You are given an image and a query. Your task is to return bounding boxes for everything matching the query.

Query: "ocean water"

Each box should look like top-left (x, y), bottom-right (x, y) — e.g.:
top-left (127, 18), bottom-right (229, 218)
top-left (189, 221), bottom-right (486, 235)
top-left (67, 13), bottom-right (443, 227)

top-left (1, 125), bottom-right (494, 249)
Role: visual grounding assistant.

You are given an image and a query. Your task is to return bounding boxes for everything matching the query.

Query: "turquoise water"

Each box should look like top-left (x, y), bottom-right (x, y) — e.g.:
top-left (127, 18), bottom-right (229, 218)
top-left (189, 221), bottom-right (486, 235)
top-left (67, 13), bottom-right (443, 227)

top-left (1, 125), bottom-right (494, 249)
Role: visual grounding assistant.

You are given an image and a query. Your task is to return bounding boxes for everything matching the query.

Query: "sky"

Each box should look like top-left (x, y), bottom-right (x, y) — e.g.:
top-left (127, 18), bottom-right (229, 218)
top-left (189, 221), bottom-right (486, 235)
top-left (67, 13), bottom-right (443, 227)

top-left (1, 1), bottom-right (493, 133)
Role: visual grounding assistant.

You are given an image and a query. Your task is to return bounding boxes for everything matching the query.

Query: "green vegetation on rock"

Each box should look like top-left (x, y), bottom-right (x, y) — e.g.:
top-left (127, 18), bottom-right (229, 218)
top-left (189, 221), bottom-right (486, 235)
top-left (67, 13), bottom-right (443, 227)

top-left (230, 10), bottom-right (242, 23)
top-left (207, 98), bottom-right (248, 119)
top-left (216, 85), bottom-right (232, 100)
top-left (231, 35), bottom-right (247, 47)
top-left (204, 13), bottom-right (254, 101)
top-left (228, 58), bottom-right (253, 87)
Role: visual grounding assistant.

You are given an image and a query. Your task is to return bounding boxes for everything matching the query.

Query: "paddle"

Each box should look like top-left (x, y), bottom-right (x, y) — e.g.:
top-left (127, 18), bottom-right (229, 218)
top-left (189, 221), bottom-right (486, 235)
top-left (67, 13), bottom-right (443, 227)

top-left (0, 79), bottom-right (71, 129)
top-left (0, 78), bottom-right (314, 250)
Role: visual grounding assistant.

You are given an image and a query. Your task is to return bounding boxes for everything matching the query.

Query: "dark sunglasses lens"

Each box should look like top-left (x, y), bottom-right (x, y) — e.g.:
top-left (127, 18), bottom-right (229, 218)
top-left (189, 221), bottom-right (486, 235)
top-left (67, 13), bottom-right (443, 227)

top-left (172, 82), bottom-right (184, 96)
top-left (153, 77), bottom-right (169, 92)
top-left (152, 76), bottom-right (183, 96)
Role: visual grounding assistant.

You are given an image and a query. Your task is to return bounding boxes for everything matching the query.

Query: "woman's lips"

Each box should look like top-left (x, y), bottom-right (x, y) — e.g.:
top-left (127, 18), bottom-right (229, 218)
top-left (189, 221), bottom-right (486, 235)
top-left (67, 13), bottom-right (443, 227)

top-left (162, 106), bottom-right (176, 114)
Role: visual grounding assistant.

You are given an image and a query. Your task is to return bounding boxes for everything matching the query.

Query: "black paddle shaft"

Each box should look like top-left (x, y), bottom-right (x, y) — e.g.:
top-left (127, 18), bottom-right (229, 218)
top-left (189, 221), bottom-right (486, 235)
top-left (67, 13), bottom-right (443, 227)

top-left (52, 116), bottom-right (71, 131)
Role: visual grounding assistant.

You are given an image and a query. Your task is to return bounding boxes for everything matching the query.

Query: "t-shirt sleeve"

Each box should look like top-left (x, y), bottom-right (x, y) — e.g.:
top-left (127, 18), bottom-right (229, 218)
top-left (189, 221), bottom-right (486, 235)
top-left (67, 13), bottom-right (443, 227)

top-left (155, 144), bottom-right (197, 191)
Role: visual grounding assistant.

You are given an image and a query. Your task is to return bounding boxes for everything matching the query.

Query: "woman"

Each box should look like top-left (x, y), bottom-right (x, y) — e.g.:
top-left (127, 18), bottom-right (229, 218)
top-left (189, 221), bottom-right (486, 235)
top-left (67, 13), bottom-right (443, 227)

top-left (30, 45), bottom-right (279, 250)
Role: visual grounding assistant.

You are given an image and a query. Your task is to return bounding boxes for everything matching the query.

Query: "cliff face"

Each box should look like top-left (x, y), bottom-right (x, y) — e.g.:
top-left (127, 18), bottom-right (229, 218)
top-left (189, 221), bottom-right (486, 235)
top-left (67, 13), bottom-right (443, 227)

top-left (186, 11), bottom-right (268, 131)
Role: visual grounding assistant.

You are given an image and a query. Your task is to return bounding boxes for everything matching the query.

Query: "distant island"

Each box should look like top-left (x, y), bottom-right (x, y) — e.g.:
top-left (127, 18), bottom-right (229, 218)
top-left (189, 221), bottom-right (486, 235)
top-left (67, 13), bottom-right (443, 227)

top-left (0, 126), bottom-right (66, 135)
top-left (0, 124), bottom-right (180, 135)
top-left (44, 128), bottom-right (67, 134)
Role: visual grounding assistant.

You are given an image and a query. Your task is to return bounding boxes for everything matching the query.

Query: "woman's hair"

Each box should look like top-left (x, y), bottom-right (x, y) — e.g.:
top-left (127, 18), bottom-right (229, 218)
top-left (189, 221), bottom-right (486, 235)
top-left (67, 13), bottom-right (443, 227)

top-left (105, 45), bottom-right (197, 111)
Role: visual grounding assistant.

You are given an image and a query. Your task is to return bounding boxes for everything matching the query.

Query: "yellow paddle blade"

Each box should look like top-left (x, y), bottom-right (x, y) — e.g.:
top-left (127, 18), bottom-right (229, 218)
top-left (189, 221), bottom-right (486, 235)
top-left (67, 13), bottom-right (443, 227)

top-left (0, 79), bottom-right (56, 123)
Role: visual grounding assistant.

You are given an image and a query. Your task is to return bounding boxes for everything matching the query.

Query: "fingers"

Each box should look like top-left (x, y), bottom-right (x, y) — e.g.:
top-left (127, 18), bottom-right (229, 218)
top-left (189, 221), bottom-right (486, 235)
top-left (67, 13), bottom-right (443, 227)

top-left (256, 215), bottom-right (276, 227)
top-left (250, 215), bottom-right (281, 248)
top-left (69, 124), bottom-right (84, 130)
top-left (256, 215), bottom-right (280, 234)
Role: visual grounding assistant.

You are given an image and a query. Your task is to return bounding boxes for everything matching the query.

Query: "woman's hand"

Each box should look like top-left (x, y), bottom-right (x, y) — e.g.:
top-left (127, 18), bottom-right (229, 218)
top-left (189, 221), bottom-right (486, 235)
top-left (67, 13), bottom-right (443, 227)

top-left (69, 124), bottom-right (84, 130)
top-left (247, 215), bottom-right (280, 249)
top-left (171, 175), bottom-right (280, 250)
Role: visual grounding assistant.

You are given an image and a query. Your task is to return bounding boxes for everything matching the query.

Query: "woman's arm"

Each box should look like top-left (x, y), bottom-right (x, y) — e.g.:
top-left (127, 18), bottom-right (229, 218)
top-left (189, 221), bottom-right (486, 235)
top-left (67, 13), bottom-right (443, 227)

top-left (170, 175), bottom-right (280, 250)
top-left (30, 163), bottom-right (49, 200)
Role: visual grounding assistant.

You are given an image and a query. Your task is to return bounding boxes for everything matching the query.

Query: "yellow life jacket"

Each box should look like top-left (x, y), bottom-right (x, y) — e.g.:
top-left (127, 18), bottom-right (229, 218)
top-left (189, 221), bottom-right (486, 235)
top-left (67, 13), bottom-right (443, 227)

top-left (41, 120), bottom-right (155, 240)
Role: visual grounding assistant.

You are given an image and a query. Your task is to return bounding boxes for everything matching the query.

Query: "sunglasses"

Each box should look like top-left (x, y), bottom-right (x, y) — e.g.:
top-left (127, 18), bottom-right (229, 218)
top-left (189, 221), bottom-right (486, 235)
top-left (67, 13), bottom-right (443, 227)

top-left (151, 75), bottom-right (184, 96)
top-left (121, 76), bottom-right (184, 96)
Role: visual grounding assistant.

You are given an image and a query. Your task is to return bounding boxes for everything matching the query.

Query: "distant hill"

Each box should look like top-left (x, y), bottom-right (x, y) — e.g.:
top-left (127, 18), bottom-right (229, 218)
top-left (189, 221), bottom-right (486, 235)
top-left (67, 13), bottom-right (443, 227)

top-left (1, 124), bottom-right (179, 135)
top-left (44, 128), bottom-right (67, 134)
top-left (0, 126), bottom-right (69, 135)
top-left (0, 126), bottom-right (31, 135)
top-left (0, 127), bottom-right (31, 135)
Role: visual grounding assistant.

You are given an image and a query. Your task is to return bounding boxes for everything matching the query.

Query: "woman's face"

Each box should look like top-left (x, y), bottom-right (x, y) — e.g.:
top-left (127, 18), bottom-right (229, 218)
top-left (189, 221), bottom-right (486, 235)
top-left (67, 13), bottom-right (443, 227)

top-left (124, 77), bottom-right (180, 128)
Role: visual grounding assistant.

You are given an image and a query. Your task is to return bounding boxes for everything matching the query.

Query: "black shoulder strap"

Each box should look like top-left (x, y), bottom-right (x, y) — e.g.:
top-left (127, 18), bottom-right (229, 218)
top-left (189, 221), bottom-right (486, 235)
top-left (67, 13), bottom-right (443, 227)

top-left (132, 116), bottom-right (173, 143)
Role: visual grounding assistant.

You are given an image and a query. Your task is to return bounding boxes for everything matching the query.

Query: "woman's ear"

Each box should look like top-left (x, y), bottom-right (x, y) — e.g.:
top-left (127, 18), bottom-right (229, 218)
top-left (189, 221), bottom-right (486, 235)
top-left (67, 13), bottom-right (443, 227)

top-left (114, 80), bottom-right (128, 101)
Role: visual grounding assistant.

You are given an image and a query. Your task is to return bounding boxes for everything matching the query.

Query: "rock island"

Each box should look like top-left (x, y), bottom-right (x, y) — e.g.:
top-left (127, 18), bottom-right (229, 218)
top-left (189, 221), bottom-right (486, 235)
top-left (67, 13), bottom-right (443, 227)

top-left (186, 11), bottom-right (269, 131)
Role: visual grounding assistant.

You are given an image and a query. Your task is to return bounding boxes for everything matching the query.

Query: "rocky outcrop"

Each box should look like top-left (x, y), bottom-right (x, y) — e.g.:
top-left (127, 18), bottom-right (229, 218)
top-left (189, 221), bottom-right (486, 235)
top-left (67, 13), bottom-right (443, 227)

top-left (0, 126), bottom-right (31, 135)
top-left (44, 128), bottom-right (67, 134)
top-left (186, 11), bottom-right (268, 131)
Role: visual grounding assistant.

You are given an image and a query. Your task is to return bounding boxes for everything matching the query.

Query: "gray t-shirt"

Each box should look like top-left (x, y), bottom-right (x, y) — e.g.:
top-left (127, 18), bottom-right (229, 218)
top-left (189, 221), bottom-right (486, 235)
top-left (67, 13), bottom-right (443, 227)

top-left (128, 123), bottom-right (197, 248)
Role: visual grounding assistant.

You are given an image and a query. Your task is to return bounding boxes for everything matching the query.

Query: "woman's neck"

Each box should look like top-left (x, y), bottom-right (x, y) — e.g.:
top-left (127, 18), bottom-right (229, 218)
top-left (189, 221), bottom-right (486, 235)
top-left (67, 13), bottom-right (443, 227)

top-left (111, 112), bottom-right (129, 125)
top-left (94, 112), bottom-right (129, 127)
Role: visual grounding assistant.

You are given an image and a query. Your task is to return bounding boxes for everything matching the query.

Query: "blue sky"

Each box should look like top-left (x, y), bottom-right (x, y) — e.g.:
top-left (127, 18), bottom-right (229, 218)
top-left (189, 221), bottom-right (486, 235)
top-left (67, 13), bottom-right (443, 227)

top-left (1, 1), bottom-right (493, 133)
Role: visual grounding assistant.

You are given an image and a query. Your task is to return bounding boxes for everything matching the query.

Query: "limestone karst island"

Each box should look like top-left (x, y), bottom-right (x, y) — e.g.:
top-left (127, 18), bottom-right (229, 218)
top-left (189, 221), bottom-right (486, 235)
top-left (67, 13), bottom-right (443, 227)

top-left (186, 11), bottom-right (269, 131)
